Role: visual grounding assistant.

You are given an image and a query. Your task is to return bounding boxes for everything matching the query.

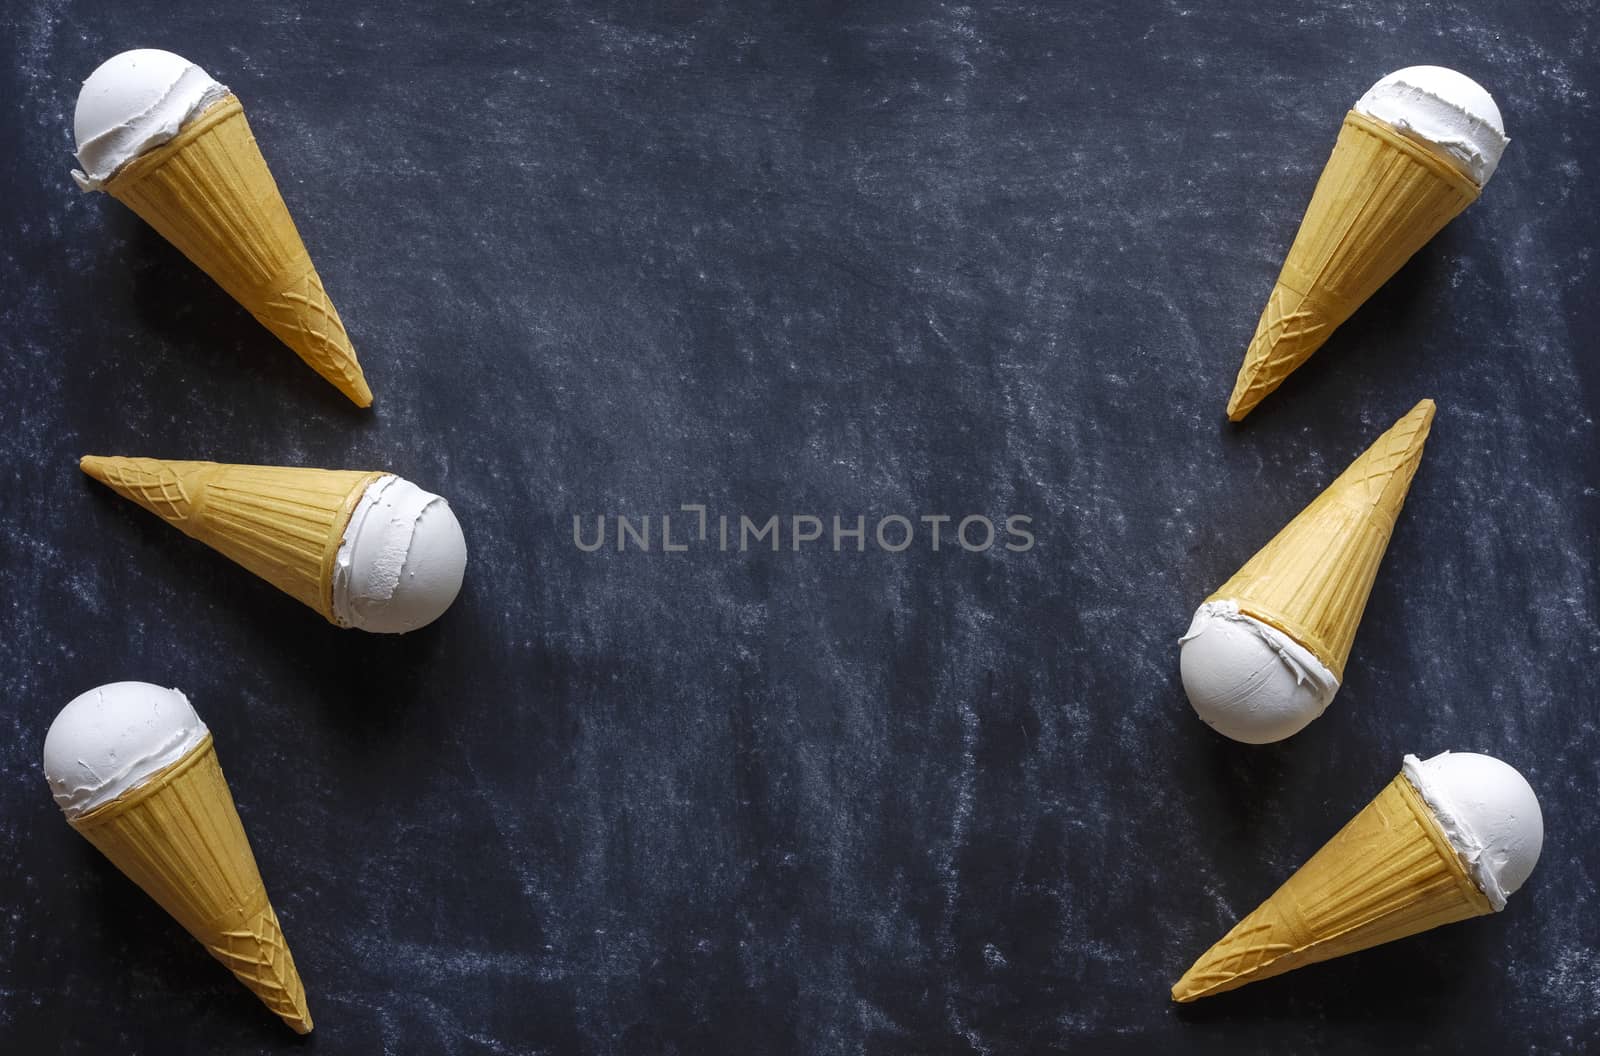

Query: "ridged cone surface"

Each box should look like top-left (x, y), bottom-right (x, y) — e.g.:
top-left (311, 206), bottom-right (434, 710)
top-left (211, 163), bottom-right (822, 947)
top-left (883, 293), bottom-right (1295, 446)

top-left (104, 95), bottom-right (372, 406)
top-left (1227, 111), bottom-right (1480, 419)
top-left (1208, 399), bottom-right (1435, 679)
top-left (69, 736), bottom-right (313, 1032)
top-left (1172, 772), bottom-right (1491, 1002)
top-left (81, 456), bottom-right (383, 621)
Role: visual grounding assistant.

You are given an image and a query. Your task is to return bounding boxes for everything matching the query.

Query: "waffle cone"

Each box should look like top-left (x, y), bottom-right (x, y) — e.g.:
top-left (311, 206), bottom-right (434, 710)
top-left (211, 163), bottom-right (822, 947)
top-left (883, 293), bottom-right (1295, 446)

top-left (104, 94), bottom-right (373, 406)
top-left (80, 456), bottom-right (383, 622)
top-left (1172, 771), bottom-right (1491, 1002)
top-left (69, 734), bottom-right (312, 1032)
top-left (1208, 399), bottom-right (1434, 679)
top-left (1226, 111), bottom-right (1480, 420)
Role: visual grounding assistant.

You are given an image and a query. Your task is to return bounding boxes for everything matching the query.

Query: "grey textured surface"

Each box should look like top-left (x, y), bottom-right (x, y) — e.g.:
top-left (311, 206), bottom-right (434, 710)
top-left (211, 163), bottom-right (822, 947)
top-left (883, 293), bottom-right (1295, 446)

top-left (2, 1), bottom-right (1597, 1052)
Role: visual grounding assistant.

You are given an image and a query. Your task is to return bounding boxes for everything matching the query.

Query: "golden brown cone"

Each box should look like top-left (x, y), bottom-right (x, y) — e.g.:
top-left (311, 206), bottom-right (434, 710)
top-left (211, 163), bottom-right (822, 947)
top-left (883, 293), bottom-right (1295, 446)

top-left (1207, 399), bottom-right (1435, 679)
top-left (70, 734), bottom-right (313, 1032)
top-left (104, 94), bottom-right (373, 406)
top-left (1227, 111), bottom-right (1480, 420)
top-left (80, 455), bottom-right (383, 622)
top-left (1171, 771), bottom-right (1491, 1002)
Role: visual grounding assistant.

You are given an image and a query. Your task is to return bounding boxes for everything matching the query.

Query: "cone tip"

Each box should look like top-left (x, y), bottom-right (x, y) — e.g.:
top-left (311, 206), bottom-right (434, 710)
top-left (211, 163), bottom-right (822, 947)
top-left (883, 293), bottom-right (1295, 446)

top-left (1389, 398), bottom-right (1437, 455)
top-left (344, 373), bottom-right (374, 408)
top-left (1170, 967), bottom-right (1208, 1003)
top-left (286, 1008), bottom-right (314, 1034)
top-left (79, 455), bottom-right (110, 482)
top-left (1225, 372), bottom-right (1264, 421)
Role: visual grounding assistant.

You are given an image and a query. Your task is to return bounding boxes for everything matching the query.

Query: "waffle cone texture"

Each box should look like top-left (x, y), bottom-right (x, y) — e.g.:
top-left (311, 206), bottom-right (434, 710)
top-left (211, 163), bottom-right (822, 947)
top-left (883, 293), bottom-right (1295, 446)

top-left (1208, 398), bottom-right (1434, 680)
top-left (1172, 771), bottom-right (1492, 1002)
top-left (69, 734), bottom-right (312, 1032)
top-left (81, 456), bottom-right (383, 623)
top-left (104, 94), bottom-right (373, 406)
top-left (1227, 111), bottom-right (1480, 420)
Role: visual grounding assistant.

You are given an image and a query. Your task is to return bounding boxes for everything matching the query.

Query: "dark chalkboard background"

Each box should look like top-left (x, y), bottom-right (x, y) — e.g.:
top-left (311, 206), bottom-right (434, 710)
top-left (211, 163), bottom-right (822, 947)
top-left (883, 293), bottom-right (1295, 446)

top-left (3, 2), bottom-right (1597, 1052)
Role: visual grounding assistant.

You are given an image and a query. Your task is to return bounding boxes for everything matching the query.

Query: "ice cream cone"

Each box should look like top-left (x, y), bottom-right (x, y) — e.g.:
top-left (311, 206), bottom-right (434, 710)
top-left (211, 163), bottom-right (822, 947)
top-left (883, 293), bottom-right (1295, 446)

top-left (1227, 111), bottom-right (1480, 420)
top-left (69, 733), bottom-right (312, 1032)
top-left (80, 455), bottom-right (383, 622)
top-left (1172, 770), bottom-right (1491, 1001)
top-left (104, 94), bottom-right (373, 406)
top-left (1207, 399), bottom-right (1434, 680)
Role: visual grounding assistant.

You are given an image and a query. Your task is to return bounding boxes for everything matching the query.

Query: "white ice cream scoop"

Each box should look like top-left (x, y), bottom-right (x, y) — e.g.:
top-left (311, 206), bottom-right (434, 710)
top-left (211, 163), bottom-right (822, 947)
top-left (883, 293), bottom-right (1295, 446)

top-left (42, 681), bottom-right (209, 819)
top-left (332, 475), bottom-right (469, 634)
top-left (1178, 600), bottom-right (1340, 744)
top-left (72, 49), bottom-right (230, 190)
top-left (1355, 65), bottom-right (1508, 185)
top-left (1404, 751), bottom-right (1543, 909)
